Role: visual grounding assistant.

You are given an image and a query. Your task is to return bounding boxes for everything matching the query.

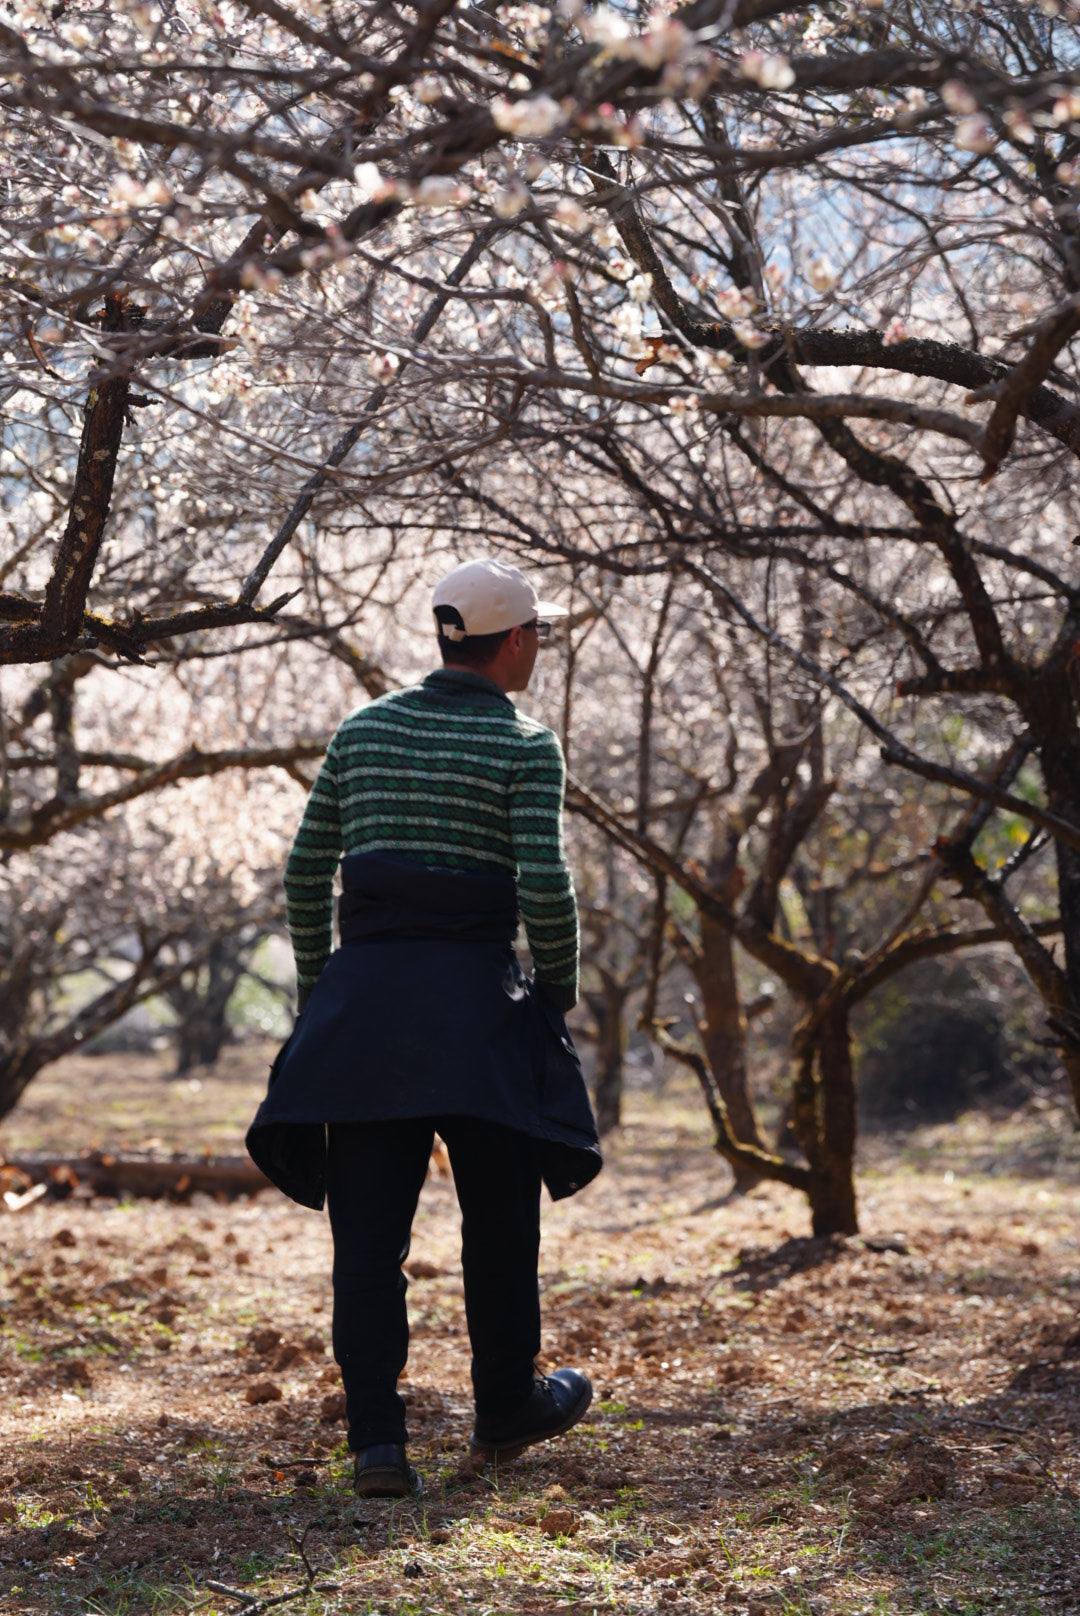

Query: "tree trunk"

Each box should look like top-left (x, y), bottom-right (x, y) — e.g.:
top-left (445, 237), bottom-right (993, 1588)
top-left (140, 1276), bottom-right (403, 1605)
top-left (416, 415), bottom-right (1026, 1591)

top-left (792, 1004), bottom-right (858, 1236)
top-left (586, 979), bottom-right (628, 1136)
top-left (170, 940), bottom-right (244, 1074)
top-left (1025, 735), bottom-right (1080, 1117)
top-left (695, 910), bottom-right (767, 1193)
top-left (0, 1043), bottom-right (47, 1127)
top-left (0, 948), bottom-right (169, 1123)
top-left (174, 994), bottom-right (232, 1073)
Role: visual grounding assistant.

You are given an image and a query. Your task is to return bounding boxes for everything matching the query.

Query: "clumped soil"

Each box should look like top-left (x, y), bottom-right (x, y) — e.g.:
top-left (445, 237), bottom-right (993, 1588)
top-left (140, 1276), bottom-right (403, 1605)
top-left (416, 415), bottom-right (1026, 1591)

top-left (2, 1048), bottom-right (1079, 1615)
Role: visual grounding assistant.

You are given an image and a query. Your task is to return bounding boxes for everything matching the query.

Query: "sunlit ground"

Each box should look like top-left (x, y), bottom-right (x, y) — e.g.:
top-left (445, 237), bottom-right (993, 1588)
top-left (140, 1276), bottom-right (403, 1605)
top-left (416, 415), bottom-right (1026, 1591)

top-left (2, 1050), bottom-right (1079, 1615)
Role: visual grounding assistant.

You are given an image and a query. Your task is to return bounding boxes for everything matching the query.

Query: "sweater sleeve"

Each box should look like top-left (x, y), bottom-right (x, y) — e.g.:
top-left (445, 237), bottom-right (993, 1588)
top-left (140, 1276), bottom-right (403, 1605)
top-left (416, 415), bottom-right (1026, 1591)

top-left (284, 734), bottom-right (342, 991)
top-left (509, 728), bottom-right (579, 1010)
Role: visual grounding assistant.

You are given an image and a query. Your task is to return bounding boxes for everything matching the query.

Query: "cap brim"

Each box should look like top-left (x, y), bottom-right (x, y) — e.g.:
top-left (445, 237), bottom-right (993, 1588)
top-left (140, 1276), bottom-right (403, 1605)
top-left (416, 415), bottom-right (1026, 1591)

top-left (535, 599), bottom-right (569, 622)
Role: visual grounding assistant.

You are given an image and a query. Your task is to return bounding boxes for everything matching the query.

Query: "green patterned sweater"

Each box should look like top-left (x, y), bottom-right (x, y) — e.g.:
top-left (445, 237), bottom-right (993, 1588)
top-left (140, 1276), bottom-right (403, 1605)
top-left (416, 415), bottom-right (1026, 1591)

top-left (284, 668), bottom-right (579, 1009)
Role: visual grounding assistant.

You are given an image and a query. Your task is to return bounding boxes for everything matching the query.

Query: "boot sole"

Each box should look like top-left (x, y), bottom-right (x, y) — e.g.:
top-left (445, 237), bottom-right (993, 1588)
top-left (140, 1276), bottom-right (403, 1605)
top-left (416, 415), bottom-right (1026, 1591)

top-left (353, 1467), bottom-right (422, 1500)
top-left (469, 1379), bottom-right (593, 1463)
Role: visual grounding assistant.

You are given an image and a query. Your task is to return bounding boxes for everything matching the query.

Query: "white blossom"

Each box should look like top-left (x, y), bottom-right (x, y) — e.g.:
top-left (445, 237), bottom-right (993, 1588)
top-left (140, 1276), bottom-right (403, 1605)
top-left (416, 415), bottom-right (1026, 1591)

top-left (108, 173), bottom-right (143, 208)
top-left (354, 162), bottom-right (392, 202)
top-left (414, 75), bottom-right (443, 105)
top-left (113, 139), bottom-right (143, 169)
top-left (733, 321), bottom-right (767, 349)
top-left (942, 80), bottom-right (979, 115)
top-left (806, 254), bottom-right (837, 293)
top-left (239, 260), bottom-right (282, 293)
top-left (412, 176), bottom-right (469, 208)
top-left (579, 6), bottom-right (687, 66)
top-left (611, 115), bottom-right (644, 150)
top-left (614, 303), bottom-right (643, 342)
top-left (554, 197), bottom-right (589, 231)
top-left (299, 243), bottom-right (336, 269)
top-left (697, 348), bottom-right (734, 373)
top-left (1003, 107), bottom-right (1035, 143)
top-left (491, 94), bottom-right (564, 138)
top-left (492, 179), bottom-right (530, 218)
top-left (129, 3), bottom-right (161, 38)
top-left (739, 51), bottom-right (795, 90)
top-left (578, 5), bottom-right (633, 49)
top-left (538, 261), bottom-right (571, 298)
top-left (366, 351), bottom-right (400, 382)
top-left (716, 285), bottom-right (754, 319)
top-left (954, 116), bottom-right (996, 154)
top-left (627, 272), bottom-right (653, 304)
top-left (635, 13), bottom-right (689, 68)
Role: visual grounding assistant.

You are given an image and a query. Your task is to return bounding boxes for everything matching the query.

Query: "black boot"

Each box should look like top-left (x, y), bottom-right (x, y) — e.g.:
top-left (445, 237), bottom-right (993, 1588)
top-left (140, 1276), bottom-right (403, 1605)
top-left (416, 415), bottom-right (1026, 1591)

top-left (353, 1444), bottom-right (422, 1499)
top-left (470, 1369), bottom-right (592, 1462)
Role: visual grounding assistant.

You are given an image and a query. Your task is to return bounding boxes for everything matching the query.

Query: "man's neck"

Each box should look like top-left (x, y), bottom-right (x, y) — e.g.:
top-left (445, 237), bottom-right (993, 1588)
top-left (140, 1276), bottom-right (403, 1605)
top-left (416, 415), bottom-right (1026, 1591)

top-left (440, 662), bottom-right (514, 695)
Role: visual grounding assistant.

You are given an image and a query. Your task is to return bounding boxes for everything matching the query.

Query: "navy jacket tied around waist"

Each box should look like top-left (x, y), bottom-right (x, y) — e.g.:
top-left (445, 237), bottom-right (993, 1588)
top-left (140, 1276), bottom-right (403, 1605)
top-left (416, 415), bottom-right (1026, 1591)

top-left (246, 853), bottom-right (602, 1209)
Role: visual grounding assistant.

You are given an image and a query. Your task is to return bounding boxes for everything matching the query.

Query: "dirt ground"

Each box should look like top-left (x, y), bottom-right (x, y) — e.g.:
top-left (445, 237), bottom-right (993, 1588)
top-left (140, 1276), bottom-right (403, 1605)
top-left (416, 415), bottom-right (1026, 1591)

top-left (2, 1047), bottom-right (1080, 1616)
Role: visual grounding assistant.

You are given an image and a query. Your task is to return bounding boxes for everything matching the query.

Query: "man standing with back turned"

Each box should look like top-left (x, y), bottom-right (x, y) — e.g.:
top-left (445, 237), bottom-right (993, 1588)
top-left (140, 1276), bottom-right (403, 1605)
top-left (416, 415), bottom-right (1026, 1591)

top-left (247, 557), bottom-right (602, 1500)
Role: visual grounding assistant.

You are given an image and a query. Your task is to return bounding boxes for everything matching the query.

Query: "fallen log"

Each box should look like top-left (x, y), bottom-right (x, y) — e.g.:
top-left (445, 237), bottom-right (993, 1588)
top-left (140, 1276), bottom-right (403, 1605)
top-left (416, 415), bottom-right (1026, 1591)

top-left (3, 1150), bottom-right (271, 1202)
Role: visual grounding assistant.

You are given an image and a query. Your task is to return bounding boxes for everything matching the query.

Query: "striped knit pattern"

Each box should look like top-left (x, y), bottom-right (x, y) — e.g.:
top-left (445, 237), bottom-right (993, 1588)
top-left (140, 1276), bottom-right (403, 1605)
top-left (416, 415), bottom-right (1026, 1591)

top-left (284, 670), bottom-right (579, 1005)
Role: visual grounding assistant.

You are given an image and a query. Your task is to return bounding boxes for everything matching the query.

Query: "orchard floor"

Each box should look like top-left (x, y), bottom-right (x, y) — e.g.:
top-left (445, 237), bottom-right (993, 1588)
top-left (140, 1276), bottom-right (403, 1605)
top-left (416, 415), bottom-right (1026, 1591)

top-left (2, 1048), bottom-right (1080, 1616)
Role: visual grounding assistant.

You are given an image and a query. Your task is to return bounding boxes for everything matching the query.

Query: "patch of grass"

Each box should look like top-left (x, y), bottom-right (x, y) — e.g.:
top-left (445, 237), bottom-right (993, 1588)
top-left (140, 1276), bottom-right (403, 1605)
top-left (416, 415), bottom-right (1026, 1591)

top-left (868, 1494), bottom-right (1080, 1612)
top-left (15, 1496), bottom-right (59, 1528)
top-left (7, 1332), bottom-right (46, 1364)
top-left (80, 1567), bottom-right (192, 1616)
top-left (231, 1546), bottom-right (281, 1582)
top-left (191, 1433), bottom-right (245, 1505)
top-left (134, 1488), bottom-right (198, 1526)
top-left (84, 1478), bottom-right (108, 1521)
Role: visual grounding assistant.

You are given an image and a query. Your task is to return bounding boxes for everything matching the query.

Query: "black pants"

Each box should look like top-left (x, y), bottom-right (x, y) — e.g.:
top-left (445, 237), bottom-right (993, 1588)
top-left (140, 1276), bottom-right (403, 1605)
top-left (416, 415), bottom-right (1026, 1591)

top-left (326, 1115), bottom-right (542, 1449)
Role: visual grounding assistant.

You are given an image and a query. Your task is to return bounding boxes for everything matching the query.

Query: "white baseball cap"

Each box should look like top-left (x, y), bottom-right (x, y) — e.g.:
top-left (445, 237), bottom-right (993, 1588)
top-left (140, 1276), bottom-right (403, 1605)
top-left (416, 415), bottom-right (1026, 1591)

top-left (432, 557), bottom-right (568, 641)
